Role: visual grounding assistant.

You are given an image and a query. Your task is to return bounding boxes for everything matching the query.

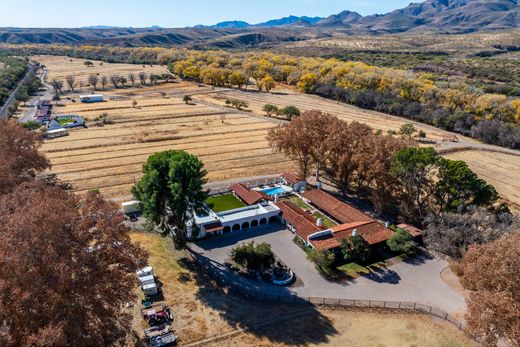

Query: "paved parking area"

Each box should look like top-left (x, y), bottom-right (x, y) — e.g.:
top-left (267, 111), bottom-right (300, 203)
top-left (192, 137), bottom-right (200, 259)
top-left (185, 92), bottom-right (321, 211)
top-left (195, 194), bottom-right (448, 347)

top-left (192, 224), bottom-right (466, 314)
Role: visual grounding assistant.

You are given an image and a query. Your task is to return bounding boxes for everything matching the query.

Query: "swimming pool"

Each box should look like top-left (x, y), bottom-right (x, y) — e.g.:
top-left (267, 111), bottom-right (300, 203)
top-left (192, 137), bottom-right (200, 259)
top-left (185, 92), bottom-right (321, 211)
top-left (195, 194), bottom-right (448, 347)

top-left (260, 186), bottom-right (289, 196)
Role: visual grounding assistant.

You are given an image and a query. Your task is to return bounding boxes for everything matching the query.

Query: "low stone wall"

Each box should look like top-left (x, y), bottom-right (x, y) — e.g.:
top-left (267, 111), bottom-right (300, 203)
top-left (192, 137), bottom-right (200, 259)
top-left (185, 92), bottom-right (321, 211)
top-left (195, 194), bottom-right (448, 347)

top-left (186, 249), bottom-right (465, 331)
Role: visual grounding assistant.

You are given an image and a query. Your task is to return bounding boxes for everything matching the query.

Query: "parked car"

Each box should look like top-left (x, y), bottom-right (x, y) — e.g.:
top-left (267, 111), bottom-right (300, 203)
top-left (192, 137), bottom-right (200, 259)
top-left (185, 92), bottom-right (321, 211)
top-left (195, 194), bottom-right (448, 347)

top-left (149, 332), bottom-right (177, 347)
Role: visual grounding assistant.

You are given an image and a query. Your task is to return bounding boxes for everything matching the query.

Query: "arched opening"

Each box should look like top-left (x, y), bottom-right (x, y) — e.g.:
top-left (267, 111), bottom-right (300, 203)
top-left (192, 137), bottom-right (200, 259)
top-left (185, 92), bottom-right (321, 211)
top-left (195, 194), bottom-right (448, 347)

top-left (223, 226), bottom-right (231, 233)
top-left (232, 224), bottom-right (241, 231)
top-left (242, 221), bottom-right (250, 230)
top-left (251, 220), bottom-right (259, 227)
top-left (269, 216), bottom-right (279, 224)
top-left (259, 218), bottom-right (267, 225)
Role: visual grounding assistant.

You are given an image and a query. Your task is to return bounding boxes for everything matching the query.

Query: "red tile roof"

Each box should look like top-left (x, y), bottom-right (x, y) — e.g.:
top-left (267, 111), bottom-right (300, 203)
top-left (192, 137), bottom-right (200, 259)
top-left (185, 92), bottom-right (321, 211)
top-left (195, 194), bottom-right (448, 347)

top-left (281, 172), bottom-right (304, 184)
top-left (276, 201), bottom-right (324, 240)
top-left (332, 221), bottom-right (394, 245)
top-left (308, 234), bottom-right (341, 251)
top-left (302, 189), bottom-right (372, 224)
top-left (230, 183), bottom-right (271, 205)
top-left (204, 221), bottom-right (223, 233)
top-left (397, 224), bottom-right (423, 237)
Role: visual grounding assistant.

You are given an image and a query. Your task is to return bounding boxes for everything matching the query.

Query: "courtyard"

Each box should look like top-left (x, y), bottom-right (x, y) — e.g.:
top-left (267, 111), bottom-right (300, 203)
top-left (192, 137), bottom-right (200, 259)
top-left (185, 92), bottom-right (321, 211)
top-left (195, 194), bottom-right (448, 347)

top-left (191, 224), bottom-right (466, 316)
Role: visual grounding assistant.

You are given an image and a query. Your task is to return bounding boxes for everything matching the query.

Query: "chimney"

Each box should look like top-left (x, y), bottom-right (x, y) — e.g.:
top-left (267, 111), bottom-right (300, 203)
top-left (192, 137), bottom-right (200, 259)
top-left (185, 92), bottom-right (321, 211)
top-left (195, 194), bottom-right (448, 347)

top-left (385, 222), bottom-right (389, 228)
top-left (352, 229), bottom-right (357, 237)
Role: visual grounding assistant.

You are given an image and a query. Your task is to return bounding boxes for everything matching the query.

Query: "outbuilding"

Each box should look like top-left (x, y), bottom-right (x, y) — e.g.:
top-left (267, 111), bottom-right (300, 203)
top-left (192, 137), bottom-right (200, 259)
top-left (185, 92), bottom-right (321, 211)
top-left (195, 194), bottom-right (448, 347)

top-left (280, 172), bottom-right (306, 192)
top-left (79, 94), bottom-right (104, 103)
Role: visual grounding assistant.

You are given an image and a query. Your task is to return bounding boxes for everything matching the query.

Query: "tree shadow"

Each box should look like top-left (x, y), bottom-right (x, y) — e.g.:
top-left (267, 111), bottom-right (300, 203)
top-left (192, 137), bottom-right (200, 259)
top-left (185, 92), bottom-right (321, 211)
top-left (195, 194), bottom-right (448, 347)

top-left (181, 248), bottom-right (338, 345)
top-left (360, 266), bottom-right (401, 284)
top-left (402, 251), bottom-right (434, 266)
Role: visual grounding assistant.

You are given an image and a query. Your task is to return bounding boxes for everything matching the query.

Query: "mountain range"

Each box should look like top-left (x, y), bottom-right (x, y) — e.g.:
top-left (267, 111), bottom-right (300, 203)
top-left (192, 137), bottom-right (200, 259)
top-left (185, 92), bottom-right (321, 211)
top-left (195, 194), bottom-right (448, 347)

top-left (196, 15), bottom-right (323, 29)
top-left (0, 0), bottom-right (519, 47)
top-left (201, 0), bottom-right (520, 33)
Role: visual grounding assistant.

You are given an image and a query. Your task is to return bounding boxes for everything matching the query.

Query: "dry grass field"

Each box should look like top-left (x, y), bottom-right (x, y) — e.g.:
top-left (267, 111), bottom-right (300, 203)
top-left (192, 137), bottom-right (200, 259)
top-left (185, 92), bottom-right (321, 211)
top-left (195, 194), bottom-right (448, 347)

top-left (37, 56), bottom-right (292, 198)
top-left (195, 89), bottom-right (477, 143)
top-left (35, 55), bottom-right (166, 87)
top-left (130, 232), bottom-right (475, 347)
top-left (444, 150), bottom-right (520, 210)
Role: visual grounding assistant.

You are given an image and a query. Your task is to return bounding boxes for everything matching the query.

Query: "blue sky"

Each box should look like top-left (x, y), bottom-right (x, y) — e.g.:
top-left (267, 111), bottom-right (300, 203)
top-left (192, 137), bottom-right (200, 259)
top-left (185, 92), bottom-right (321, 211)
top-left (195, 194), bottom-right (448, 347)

top-left (0, 0), bottom-right (416, 28)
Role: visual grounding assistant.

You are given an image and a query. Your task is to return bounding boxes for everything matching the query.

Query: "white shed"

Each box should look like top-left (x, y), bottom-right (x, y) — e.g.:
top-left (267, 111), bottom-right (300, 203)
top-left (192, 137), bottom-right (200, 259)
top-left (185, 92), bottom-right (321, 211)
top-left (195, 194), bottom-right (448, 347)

top-left (79, 94), bottom-right (104, 103)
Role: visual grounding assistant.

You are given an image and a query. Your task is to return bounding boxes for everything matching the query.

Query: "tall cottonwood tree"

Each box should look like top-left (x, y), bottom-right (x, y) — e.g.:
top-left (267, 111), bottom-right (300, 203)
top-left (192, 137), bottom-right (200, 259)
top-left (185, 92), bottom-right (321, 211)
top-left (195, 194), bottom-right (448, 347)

top-left (132, 150), bottom-right (208, 249)
top-left (268, 111), bottom-right (339, 180)
top-left (0, 119), bottom-right (49, 195)
top-left (452, 232), bottom-right (520, 346)
top-left (0, 185), bottom-right (146, 346)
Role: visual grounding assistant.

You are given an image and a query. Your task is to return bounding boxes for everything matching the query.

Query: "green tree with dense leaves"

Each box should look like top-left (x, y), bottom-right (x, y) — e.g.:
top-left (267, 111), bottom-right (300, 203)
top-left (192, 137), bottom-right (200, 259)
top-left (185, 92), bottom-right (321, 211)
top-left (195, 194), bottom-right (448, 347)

top-left (399, 123), bottom-right (417, 138)
top-left (280, 105), bottom-right (301, 120)
top-left (307, 248), bottom-right (335, 271)
top-left (262, 104), bottom-right (278, 117)
top-left (183, 95), bottom-right (192, 104)
top-left (392, 147), bottom-right (439, 221)
top-left (340, 235), bottom-right (371, 264)
top-left (230, 241), bottom-right (275, 273)
top-left (435, 158), bottom-right (498, 213)
top-left (387, 228), bottom-right (416, 256)
top-left (132, 150), bottom-right (208, 249)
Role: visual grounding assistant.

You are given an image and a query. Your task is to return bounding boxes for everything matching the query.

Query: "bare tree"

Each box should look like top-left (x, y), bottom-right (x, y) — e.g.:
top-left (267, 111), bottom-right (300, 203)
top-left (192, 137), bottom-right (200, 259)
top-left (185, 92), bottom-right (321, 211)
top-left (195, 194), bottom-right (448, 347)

top-left (424, 207), bottom-right (518, 259)
top-left (88, 74), bottom-right (99, 90)
top-left (65, 75), bottom-right (76, 92)
top-left (120, 76), bottom-right (127, 87)
top-left (452, 232), bottom-right (520, 345)
top-left (128, 73), bottom-right (136, 87)
top-left (50, 79), bottom-right (64, 94)
top-left (0, 119), bottom-right (49, 195)
top-left (110, 74), bottom-right (121, 88)
top-left (138, 71), bottom-right (146, 85)
top-left (101, 75), bottom-right (108, 90)
top-left (0, 185), bottom-right (147, 345)
top-left (149, 74), bottom-right (157, 85)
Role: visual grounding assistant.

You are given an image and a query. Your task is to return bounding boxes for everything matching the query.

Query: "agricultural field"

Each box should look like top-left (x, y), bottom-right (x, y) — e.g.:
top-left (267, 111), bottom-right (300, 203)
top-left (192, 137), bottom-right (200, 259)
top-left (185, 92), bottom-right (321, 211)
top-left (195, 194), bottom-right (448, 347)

top-left (35, 55), bottom-right (166, 88)
top-left (444, 150), bottom-right (520, 210)
top-left (36, 56), bottom-right (293, 198)
top-left (195, 89), bottom-right (478, 143)
top-left (129, 232), bottom-right (475, 347)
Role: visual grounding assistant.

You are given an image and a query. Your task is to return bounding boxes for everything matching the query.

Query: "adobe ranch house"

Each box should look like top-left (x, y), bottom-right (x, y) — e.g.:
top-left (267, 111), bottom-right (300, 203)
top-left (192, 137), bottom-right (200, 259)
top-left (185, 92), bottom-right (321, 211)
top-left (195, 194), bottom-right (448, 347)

top-left (278, 189), bottom-right (421, 253)
top-left (187, 172), bottom-right (304, 238)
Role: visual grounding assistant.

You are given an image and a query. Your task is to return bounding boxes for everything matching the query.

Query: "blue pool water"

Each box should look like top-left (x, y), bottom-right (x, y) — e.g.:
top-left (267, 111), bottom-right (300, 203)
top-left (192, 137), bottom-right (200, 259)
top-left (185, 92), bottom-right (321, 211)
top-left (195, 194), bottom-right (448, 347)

top-left (260, 186), bottom-right (288, 196)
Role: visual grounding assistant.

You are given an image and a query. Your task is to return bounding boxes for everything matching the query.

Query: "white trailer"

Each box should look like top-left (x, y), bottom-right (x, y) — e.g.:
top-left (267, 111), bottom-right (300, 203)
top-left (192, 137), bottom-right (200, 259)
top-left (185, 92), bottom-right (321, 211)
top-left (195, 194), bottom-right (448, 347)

top-left (139, 275), bottom-right (155, 286)
top-left (122, 200), bottom-right (141, 215)
top-left (79, 94), bottom-right (104, 103)
top-left (137, 266), bottom-right (154, 278)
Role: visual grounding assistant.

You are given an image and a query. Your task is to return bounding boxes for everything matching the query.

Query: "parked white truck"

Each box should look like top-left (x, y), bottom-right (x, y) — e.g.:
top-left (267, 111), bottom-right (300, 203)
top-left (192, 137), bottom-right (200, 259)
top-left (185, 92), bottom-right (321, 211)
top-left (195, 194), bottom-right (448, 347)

top-left (122, 200), bottom-right (141, 215)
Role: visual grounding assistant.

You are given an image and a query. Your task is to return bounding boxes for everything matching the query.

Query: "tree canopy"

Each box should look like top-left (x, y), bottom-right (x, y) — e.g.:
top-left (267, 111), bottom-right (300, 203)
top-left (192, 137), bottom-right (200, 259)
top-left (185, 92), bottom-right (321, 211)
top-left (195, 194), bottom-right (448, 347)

top-left (132, 150), bottom-right (208, 249)
top-left (452, 232), bottom-right (520, 345)
top-left (0, 119), bottom-right (49, 195)
top-left (230, 241), bottom-right (275, 273)
top-left (0, 184), bottom-right (146, 346)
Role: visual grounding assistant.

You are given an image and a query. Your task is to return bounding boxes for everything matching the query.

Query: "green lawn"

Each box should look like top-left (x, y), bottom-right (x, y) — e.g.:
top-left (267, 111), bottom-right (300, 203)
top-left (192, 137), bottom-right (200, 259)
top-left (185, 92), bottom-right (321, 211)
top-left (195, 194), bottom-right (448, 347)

top-left (56, 118), bottom-right (72, 125)
top-left (312, 212), bottom-right (337, 228)
top-left (206, 194), bottom-right (245, 213)
top-left (283, 196), bottom-right (312, 210)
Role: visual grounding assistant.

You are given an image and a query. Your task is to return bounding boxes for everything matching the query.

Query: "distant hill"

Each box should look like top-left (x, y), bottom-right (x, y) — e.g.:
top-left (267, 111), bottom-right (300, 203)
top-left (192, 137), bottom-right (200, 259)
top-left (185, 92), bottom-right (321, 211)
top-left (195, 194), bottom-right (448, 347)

top-left (198, 15), bottom-right (323, 29)
top-left (0, 1), bottom-right (519, 47)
